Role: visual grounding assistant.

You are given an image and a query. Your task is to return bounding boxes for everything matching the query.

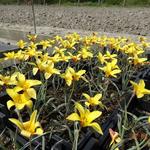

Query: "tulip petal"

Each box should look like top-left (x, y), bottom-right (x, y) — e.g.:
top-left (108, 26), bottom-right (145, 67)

top-left (14, 86), bottom-right (23, 92)
top-left (111, 69), bottom-right (121, 75)
top-left (27, 88), bottom-right (36, 99)
top-left (30, 110), bottom-right (37, 129)
top-left (143, 89), bottom-right (150, 95)
top-left (27, 80), bottom-right (42, 87)
top-left (82, 93), bottom-right (90, 100)
top-left (88, 122), bottom-right (103, 135)
top-left (136, 93), bottom-right (144, 99)
top-left (87, 111), bottom-right (102, 123)
top-left (44, 73), bottom-right (51, 80)
top-left (130, 80), bottom-right (136, 86)
top-left (36, 128), bottom-right (43, 135)
top-left (77, 70), bottom-right (86, 76)
top-left (23, 121), bottom-right (30, 129)
top-left (9, 118), bottom-right (23, 130)
top-left (7, 89), bottom-right (19, 100)
top-left (18, 73), bottom-right (26, 83)
top-left (7, 100), bottom-right (15, 110)
top-left (94, 94), bottom-right (102, 101)
top-left (35, 122), bottom-right (41, 128)
top-left (26, 100), bottom-right (33, 109)
top-left (139, 79), bottom-right (145, 88)
top-left (33, 67), bottom-right (38, 75)
top-left (75, 103), bottom-right (85, 118)
top-left (68, 67), bottom-right (75, 74)
top-left (16, 103), bottom-right (25, 110)
top-left (0, 81), bottom-right (4, 85)
top-left (21, 130), bottom-right (32, 138)
top-left (85, 102), bottom-right (90, 107)
top-left (53, 69), bottom-right (60, 74)
top-left (66, 113), bottom-right (80, 121)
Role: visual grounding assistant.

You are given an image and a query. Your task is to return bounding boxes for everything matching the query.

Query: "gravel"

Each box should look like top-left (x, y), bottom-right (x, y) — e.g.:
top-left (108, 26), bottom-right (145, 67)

top-left (0, 5), bottom-right (150, 36)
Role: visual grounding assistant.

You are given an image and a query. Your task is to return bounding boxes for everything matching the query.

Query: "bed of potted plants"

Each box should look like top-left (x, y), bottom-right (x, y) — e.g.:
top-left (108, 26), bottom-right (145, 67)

top-left (0, 33), bottom-right (150, 150)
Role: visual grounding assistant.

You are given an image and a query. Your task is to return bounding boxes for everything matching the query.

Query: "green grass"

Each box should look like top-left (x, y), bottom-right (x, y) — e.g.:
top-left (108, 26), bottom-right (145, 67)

top-left (0, 0), bottom-right (150, 6)
top-left (0, 0), bottom-right (17, 4)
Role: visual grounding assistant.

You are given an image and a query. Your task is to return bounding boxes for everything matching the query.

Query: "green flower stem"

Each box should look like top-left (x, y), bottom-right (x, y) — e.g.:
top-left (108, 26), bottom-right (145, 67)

top-left (15, 109), bottom-right (23, 123)
top-left (126, 93), bottom-right (135, 108)
top-left (72, 122), bottom-right (80, 150)
top-left (29, 137), bottom-right (32, 150)
top-left (66, 82), bottom-right (75, 115)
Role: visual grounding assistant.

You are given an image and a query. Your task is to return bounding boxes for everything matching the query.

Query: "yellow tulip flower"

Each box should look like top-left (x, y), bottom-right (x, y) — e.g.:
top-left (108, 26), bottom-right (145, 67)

top-left (9, 110), bottom-right (43, 138)
top-left (15, 50), bottom-right (28, 61)
top-left (68, 52), bottom-right (81, 63)
top-left (4, 51), bottom-right (15, 60)
top-left (48, 39), bottom-right (55, 45)
top-left (104, 51), bottom-right (117, 60)
top-left (17, 40), bottom-right (26, 49)
top-left (69, 67), bottom-right (86, 81)
top-left (11, 72), bottom-right (42, 99)
top-left (65, 32), bottom-right (80, 41)
top-left (48, 54), bottom-right (61, 63)
top-left (59, 53), bottom-right (71, 62)
top-left (97, 52), bottom-right (106, 64)
top-left (128, 54), bottom-right (147, 66)
top-left (25, 47), bottom-right (42, 59)
top-left (40, 40), bottom-right (51, 50)
top-left (83, 93), bottom-right (104, 108)
top-left (61, 40), bottom-right (76, 49)
top-left (33, 59), bottom-right (60, 79)
top-left (33, 58), bottom-right (47, 75)
top-left (0, 74), bottom-right (16, 86)
top-left (6, 89), bottom-right (33, 110)
top-left (52, 46), bottom-right (66, 54)
top-left (82, 36), bottom-right (92, 46)
top-left (66, 102), bottom-right (103, 135)
top-left (109, 128), bottom-right (121, 150)
top-left (54, 35), bottom-right (63, 42)
top-left (100, 59), bottom-right (121, 78)
top-left (61, 67), bottom-right (86, 86)
top-left (141, 41), bottom-right (150, 48)
top-left (27, 34), bottom-right (37, 42)
top-left (78, 47), bottom-right (93, 59)
top-left (123, 43), bottom-right (144, 56)
top-left (29, 42), bottom-right (37, 49)
top-left (39, 53), bottom-right (59, 63)
top-left (130, 80), bottom-right (150, 98)
top-left (139, 36), bottom-right (147, 42)
top-left (60, 68), bottom-right (73, 86)
top-left (44, 62), bottom-right (60, 80)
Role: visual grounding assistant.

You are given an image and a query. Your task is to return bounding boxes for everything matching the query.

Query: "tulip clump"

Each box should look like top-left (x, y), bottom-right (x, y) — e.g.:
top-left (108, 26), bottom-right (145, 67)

top-left (0, 33), bottom-right (150, 149)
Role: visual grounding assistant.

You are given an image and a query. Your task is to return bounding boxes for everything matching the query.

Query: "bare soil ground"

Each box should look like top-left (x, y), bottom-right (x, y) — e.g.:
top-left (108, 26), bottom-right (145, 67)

top-left (0, 5), bottom-right (150, 36)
